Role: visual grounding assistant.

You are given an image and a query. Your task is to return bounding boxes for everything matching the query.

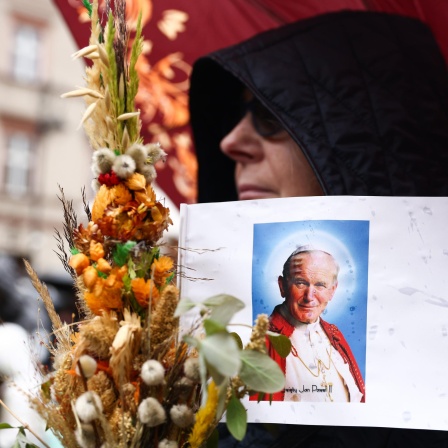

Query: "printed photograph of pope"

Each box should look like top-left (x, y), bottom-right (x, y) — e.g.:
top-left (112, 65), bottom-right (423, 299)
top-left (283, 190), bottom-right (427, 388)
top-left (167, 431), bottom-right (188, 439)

top-left (266, 245), bottom-right (365, 402)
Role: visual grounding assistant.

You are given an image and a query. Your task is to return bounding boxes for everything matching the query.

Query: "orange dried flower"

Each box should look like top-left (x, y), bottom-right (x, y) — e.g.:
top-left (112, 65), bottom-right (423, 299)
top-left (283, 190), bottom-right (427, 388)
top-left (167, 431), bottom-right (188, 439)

top-left (131, 278), bottom-right (147, 303)
top-left (90, 240), bottom-right (105, 261)
top-left (133, 381), bottom-right (140, 404)
top-left (126, 173), bottom-right (146, 191)
top-left (94, 188), bottom-right (171, 244)
top-left (152, 256), bottom-right (174, 286)
top-left (132, 216), bottom-right (171, 243)
top-left (110, 183), bottom-right (132, 205)
top-left (84, 268), bottom-right (125, 315)
top-left (134, 184), bottom-right (156, 207)
top-left (146, 185), bottom-right (157, 202)
top-left (84, 289), bottom-right (123, 315)
top-left (69, 253), bottom-right (90, 275)
top-left (92, 185), bottom-right (112, 221)
top-left (83, 265), bottom-right (98, 288)
top-left (73, 222), bottom-right (103, 253)
top-left (115, 265), bottom-right (128, 280)
top-left (151, 205), bottom-right (163, 222)
top-left (96, 215), bottom-right (121, 240)
top-left (131, 278), bottom-right (159, 308)
top-left (97, 258), bottom-right (112, 273)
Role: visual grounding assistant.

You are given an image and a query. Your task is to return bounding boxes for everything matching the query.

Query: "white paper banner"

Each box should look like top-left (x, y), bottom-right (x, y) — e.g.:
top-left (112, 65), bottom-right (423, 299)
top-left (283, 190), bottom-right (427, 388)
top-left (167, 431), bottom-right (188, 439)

top-left (177, 196), bottom-right (448, 431)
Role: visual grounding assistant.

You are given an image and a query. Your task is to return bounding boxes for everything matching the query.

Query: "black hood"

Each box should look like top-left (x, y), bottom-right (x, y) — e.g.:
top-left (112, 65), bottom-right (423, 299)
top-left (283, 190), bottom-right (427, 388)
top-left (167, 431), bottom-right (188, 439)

top-left (190, 11), bottom-right (448, 203)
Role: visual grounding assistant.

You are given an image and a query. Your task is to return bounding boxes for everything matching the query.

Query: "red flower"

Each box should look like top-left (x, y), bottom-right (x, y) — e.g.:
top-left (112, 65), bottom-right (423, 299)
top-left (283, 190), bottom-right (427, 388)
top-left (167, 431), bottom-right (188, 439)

top-left (98, 170), bottom-right (121, 186)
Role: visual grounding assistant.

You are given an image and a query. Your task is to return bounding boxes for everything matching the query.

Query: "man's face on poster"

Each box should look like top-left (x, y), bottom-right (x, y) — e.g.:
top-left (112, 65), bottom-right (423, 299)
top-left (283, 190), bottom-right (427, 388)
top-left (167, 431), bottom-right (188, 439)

top-left (278, 251), bottom-right (338, 324)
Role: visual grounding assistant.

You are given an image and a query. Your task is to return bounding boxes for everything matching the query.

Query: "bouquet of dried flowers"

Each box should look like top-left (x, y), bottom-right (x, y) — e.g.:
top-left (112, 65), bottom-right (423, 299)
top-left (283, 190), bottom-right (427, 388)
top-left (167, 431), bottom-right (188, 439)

top-left (0, 1), bottom-right (287, 447)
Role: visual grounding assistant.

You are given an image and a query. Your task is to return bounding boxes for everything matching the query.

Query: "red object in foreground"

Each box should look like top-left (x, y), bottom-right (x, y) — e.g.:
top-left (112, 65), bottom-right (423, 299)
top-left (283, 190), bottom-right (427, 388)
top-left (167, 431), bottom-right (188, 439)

top-left (52, 0), bottom-right (448, 208)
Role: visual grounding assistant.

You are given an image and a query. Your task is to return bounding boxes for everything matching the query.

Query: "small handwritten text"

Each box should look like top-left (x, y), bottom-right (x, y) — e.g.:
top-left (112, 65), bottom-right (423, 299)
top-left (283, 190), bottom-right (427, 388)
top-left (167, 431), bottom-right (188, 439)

top-left (285, 384), bottom-right (333, 394)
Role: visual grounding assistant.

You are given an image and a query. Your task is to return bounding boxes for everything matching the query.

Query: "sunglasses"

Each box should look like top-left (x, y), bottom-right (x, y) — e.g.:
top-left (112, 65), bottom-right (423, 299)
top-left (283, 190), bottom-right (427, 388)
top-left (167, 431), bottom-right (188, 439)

top-left (239, 97), bottom-right (284, 137)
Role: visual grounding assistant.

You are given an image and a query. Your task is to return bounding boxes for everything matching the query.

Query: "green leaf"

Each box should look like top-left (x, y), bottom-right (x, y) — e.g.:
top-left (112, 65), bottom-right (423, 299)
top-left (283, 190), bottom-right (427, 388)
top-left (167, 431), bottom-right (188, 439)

top-left (206, 427), bottom-right (219, 448)
top-left (127, 259), bottom-right (137, 280)
top-left (202, 294), bottom-right (244, 309)
top-left (12, 430), bottom-right (26, 448)
top-left (239, 350), bottom-right (285, 393)
top-left (70, 247), bottom-right (80, 255)
top-left (82, 0), bottom-right (93, 17)
top-left (226, 395), bottom-right (247, 441)
top-left (152, 246), bottom-right (160, 260)
top-left (96, 269), bottom-right (108, 279)
top-left (230, 332), bottom-right (243, 350)
top-left (165, 271), bottom-right (175, 285)
top-left (123, 274), bottom-right (132, 291)
top-left (202, 294), bottom-right (245, 325)
top-left (0, 423), bottom-right (15, 430)
top-left (205, 359), bottom-right (226, 386)
top-left (267, 333), bottom-right (292, 358)
top-left (135, 249), bottom-right (157, 278)
top-left (113, 241), bottom-right (136, 266)
top-left (215, 377), bottom-right (230, 419)
top-left (203, 319), bottom-right (226, 335)
top-left (200, 333), bottom-right (241, 377)
top-left (10, 429), bottom-right (41, 448)
top-left (174, 297), bottom-right (197, 316)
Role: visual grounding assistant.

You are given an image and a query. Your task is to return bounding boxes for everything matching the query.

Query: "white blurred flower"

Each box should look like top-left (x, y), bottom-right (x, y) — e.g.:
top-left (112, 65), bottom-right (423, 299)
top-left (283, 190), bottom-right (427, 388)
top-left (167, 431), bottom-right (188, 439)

top-left (113, 154), bottom-right (136, 179)
top-left (139, 163), bottom-right (157, 183)
top-left (126, 143), bottom-right (147, 166)
top-left (169, 404), bottom-right (194, 428)
top-left (141, 359), bottom-right (165, 386)
top-left (147, 142), bottom-right (167, 164)
top-left (76, 355), bottom-right (97, 379)
top-left (126, 142), bottom-right (165, 183)
top-left (138, 397), bottom-right (166, 426)
top-left (158, 439), bottom-right (178, 448)
top-left (183, 357), bottom-right (200, 382)
top-left (75, 391), bottom-right (103, 422)
top-left (92, 148), bottom-right (116, 174)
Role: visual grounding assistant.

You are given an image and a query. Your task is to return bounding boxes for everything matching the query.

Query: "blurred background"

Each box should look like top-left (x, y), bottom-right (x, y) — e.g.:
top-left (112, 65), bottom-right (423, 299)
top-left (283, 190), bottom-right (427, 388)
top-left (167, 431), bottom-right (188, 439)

top-left (0, 0), bottom-right (89, 444)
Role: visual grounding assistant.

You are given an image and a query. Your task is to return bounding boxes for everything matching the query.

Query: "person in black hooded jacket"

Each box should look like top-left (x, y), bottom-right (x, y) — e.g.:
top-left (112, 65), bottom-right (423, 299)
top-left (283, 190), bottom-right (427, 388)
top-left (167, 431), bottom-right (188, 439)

top-left (189, 10), bottom-right (448, 448)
